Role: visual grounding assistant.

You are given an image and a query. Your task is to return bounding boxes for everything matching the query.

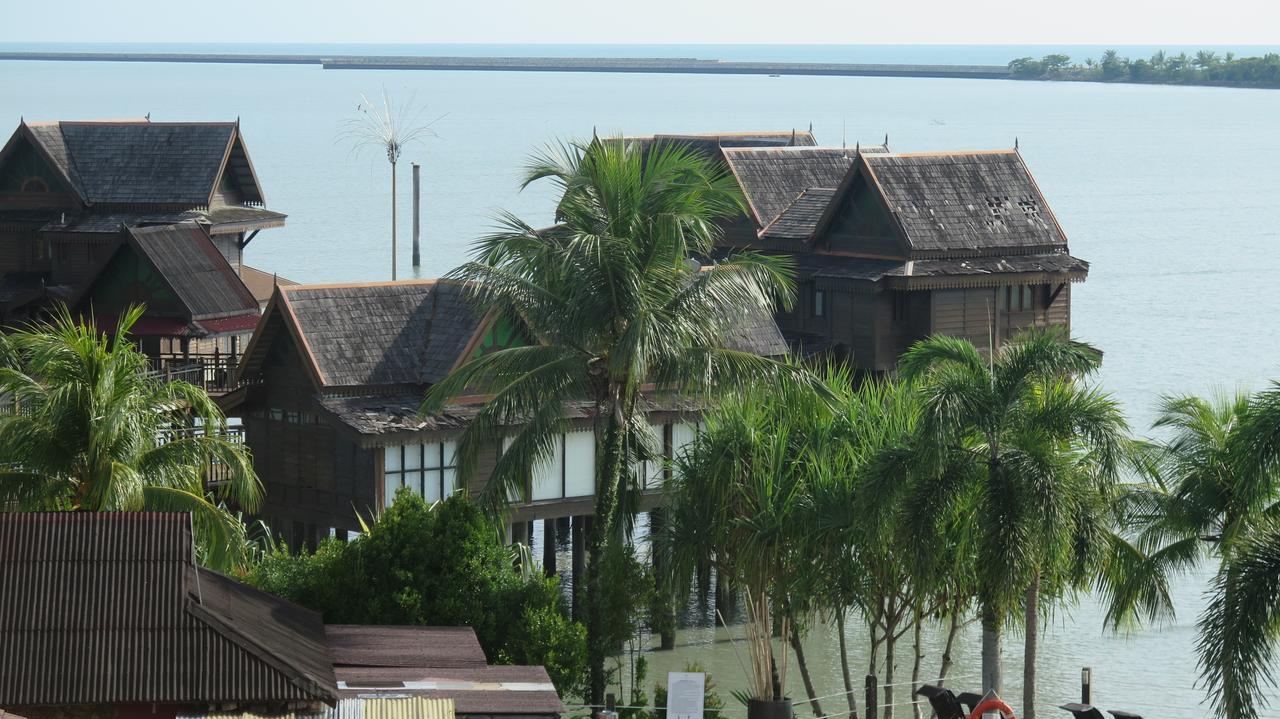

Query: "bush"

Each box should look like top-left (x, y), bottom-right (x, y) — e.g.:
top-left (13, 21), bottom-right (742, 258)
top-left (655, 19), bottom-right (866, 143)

top-left (248, 489), bottom-right (587, 693)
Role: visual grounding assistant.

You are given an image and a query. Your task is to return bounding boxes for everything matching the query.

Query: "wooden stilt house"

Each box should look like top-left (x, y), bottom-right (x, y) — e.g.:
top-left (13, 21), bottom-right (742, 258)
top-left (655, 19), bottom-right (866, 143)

top-left (0, 119), bottom-right (291, 374)
top-left (701, 140), bottom-right (1088, 370)
top-left (233, 279), bottom-right (788, 548)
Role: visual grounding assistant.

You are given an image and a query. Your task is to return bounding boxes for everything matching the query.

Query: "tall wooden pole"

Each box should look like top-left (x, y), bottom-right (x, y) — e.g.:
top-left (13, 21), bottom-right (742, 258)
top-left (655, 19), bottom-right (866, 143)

top-left (390, 159), bottom-right (397, 280)
top-left (412, 162), bottom-right (421, 268)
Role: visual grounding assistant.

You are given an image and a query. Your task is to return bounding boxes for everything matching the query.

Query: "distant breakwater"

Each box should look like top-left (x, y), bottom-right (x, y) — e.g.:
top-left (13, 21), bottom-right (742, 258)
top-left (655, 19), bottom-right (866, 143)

top-left (0, 51), bottom-right (1013, 80)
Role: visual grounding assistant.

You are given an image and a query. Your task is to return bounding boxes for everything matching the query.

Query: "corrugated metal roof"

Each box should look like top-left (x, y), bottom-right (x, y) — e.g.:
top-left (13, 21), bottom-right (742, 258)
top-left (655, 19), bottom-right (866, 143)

top-left (0, 512), bottom-right (338, 707)
top-left (178, 697), bottom-right (454, 719)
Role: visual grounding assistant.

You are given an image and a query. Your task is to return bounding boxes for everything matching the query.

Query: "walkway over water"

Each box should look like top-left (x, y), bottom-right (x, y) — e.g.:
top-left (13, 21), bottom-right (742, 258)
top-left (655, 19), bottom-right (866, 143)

top-left (0, 51), bottom-right (1013, 79)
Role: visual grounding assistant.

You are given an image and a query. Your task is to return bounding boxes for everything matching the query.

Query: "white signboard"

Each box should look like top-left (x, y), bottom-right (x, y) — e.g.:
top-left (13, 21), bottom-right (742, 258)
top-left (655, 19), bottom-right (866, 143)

top-left (666, 671), bottom-right (706, 719)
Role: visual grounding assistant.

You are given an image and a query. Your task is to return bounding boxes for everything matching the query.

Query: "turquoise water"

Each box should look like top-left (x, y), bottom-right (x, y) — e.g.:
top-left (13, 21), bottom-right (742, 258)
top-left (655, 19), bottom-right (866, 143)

top-left (3, 45), bottom-right (1279, 717)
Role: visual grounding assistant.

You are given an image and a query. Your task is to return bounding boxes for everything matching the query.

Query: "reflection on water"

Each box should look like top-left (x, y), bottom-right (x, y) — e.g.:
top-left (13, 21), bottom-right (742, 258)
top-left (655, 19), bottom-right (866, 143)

top-left (535, 515), bottom-right (1230, 719)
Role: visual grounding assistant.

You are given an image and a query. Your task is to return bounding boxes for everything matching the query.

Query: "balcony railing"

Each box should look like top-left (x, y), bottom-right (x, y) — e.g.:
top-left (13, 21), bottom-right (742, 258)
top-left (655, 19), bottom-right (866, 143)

top-left (146, 353), bottom-right (242, 394)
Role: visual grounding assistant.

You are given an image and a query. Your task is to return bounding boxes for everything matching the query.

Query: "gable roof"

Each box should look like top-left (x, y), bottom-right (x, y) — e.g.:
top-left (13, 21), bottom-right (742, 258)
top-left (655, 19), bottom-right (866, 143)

top-left (859, 150), bottom-right (1068, 254)
top-left (243, 280), bottom-right (486, 390)
top-left (722, 145), bottom-right (887, 229)
top-left (0, 512), bottom-right (338, 707)
top-left (130, 224), bottom-right (260, 318)
top-left (10, 120), bottom-right (263, 208)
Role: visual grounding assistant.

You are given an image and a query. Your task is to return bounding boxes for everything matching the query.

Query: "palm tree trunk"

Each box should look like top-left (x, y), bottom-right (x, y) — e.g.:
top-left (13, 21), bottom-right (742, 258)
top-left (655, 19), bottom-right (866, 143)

top-left (981, 604), bottom-right (1002, 694)
top-left (884, 619), bottom-right (897, 719)
top-left (390, 160), bottom-right (398, 280)
top-left (1023, 573), bottom-right (1040, 719)
top-left (838, 611), bottom-right (859, 719)
top-left (789, 620), bottom-right (824, 718)
top-left (938, 608), bottom-right (961, 686)
top-left (911, 606), bottom-right (924, 719)
top-left (586, 408), bottom-right (627, 704)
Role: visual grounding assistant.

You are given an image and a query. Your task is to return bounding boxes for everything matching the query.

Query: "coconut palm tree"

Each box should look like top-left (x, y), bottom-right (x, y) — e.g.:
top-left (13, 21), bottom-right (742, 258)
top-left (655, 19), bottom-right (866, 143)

top-left (421, 136), bottom-right (797, 703)
top-left (0, 305), bottom-right (260, 571)
top-left (894, 328), bottom-right (1128, 702)
top-left (1190, 383), bottom-right (1280, 719)
top-left (1198, 517), bottom-right (1280, 719)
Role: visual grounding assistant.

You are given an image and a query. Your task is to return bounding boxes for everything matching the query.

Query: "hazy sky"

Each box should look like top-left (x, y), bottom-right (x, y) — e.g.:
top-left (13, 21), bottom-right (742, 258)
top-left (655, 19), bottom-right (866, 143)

top-left (3, 0), bottom-right (1278, 45)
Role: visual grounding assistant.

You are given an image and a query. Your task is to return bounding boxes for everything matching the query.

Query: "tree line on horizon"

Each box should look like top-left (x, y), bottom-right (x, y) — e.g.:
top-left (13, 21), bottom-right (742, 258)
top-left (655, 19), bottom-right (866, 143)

top-left (1008, 49), bottom-right (1280, 88)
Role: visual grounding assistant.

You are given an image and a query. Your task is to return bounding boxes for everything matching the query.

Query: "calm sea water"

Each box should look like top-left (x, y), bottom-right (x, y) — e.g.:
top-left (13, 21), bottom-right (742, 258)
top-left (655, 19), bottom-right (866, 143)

top-left (3, 44), bottom-right (1279, 718)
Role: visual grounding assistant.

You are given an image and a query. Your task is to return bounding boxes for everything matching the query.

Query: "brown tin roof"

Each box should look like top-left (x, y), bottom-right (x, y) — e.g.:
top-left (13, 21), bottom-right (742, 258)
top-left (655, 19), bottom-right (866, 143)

top-left (0, 512), bottom-right (338, 707)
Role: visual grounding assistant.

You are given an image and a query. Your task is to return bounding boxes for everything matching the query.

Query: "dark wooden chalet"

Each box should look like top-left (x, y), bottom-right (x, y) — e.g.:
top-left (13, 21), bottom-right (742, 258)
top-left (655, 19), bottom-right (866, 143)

top-left (0, 119), bottom-right (291, 383)
top-left (69, 223), bottom-right (263, 386)
top-left (233, 279), bottom-right (787, 548)
top-left (704, 142), bottom-right (1088, 370)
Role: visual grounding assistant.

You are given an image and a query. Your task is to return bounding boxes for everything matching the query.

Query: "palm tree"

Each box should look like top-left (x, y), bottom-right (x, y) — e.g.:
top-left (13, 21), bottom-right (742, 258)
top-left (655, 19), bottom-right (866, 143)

top-left (343, 90), bottom-right (440, 280)
top-left (659, 373), bottom-right (829, 713)
top-left (894, 327), bottom-right (1128, 703)
top-left (0, 306), bottom-right (260, 571)
top-left (422, 137), bottom-right (797, 703)
top-left (1198, 517), bottom-right (1280, 719)
top-left (1190, 383), bottom-right (1280, 719)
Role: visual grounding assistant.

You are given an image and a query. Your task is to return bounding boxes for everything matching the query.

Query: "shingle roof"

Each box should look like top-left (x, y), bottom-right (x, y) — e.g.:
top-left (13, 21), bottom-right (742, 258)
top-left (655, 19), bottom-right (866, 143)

top-left (722, 146), bottom-right (858, 228)
top-left (760, 187), bottom-right (839, 243)
top-left (862, 151), bottom-right (1068, 253)
top-left (23, 121), bottom-right (244, 207)
top-left (126, 223), bottom-right (260, 319)
top-left (0, 512), bottom-right (338, 706)
top-left (281, 281), bottom-right (484, 389)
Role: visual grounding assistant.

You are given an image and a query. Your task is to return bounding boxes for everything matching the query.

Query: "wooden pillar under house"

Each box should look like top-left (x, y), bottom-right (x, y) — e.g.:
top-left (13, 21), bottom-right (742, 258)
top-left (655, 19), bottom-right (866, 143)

top-left (511, 520), bottom-right (529, 547)
top-left (571, 515), bottom-right (589, 621)
top-left (542, 517), bottom-right (557, 577)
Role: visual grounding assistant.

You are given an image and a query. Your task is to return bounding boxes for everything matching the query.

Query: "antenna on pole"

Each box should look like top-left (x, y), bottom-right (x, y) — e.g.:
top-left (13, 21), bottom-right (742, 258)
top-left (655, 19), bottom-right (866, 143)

top-left (842, 118), bottom-right (847, 151)
top-left (884, 133), bottom-right (890, 149)
top-left (1015, 136), bottom-right (1020, 151)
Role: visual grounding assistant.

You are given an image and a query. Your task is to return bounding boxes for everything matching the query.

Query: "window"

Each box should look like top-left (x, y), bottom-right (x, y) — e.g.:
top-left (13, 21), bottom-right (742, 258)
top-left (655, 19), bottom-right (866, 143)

top-left (892, 292), bottom-right (909, 322)
top-left (1000, 285), bottom-right (1036, 312)
top-left (382, 441), bottom-right (459, 507)
top-left (812, 287), bottom-right (826, 318)
top-left (20, 177), bottom-right (48, 193)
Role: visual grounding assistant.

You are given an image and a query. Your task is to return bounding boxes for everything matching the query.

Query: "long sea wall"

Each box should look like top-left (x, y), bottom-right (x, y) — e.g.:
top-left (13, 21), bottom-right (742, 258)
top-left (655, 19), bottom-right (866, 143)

top-left (0, 52), bottom-right (1013, 80)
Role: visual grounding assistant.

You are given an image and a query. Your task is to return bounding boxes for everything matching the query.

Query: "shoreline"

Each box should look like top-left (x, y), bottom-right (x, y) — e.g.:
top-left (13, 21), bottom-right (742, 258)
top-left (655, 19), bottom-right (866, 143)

top-left (0, 51), bottom-right (1012, 79)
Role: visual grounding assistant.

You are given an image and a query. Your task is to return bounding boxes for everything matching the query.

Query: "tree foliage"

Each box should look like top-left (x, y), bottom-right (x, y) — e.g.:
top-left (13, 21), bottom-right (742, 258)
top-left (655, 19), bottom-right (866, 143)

top-left (0, 305), bottom-right (260, 572)
top-left (421, 135), bottom-right (798, 702)
top-left (1009, 49), bottom-right (1280, 87)
top-left (247, 490), bottom-right (587, 695)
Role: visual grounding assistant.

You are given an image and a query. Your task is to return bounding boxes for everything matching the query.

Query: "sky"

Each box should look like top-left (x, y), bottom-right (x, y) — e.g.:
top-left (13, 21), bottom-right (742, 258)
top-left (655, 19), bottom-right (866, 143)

top-left (2, 0), bottom-right (1279, 45)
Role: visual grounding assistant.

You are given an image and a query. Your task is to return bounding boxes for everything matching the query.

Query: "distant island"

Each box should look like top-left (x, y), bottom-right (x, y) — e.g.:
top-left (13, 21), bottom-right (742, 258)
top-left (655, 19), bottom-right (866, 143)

top-left (1007, 49), bottom-right (1280, 89)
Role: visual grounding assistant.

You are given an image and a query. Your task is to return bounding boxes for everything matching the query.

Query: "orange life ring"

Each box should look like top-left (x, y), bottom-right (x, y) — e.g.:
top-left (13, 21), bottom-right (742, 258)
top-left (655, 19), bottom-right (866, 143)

top-left (966, 698), bottom-right (1017, 719)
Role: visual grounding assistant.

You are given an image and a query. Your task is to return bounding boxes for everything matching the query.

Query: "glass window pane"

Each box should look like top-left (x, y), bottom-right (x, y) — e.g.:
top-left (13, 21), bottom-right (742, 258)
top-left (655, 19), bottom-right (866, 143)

top-left (442, 440), bottom-right (458, 469)
top-left (564, 431), bottom-right (596, 497)
top-left (424, 469), bottom-right (443, 503)
top-left (383, 471), bottom-right (400, 508)
top-left (384, 445), bottom-right (402, 472)
top-left (532, 434), bottom-right (565, 501)
top-left (442, 468), bottom-right (458, 497)
top-left (405, 444), bottom-right (423, 470)
top-left (404, 470), bottom-right (424, 498)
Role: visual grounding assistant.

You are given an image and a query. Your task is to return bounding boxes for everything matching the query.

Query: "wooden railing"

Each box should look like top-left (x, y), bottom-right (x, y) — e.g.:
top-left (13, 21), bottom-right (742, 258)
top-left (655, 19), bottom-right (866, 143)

top-left (146, 353), bottom-right (242, 394)
top-left (159, 423), bottom-right (246, 489)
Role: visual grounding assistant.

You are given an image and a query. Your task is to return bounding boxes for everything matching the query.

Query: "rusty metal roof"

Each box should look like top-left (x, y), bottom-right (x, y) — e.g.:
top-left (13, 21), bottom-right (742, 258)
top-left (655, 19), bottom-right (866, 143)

top-left (0, 512), bottom-right (338, 707)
